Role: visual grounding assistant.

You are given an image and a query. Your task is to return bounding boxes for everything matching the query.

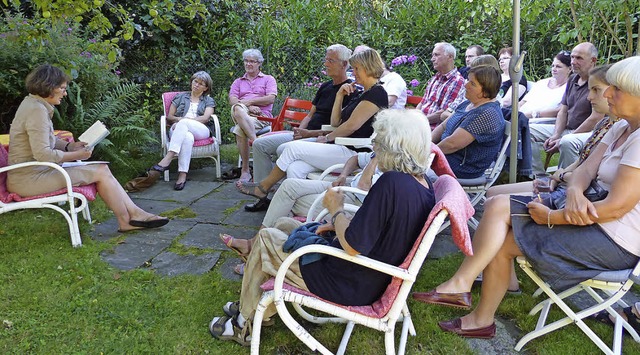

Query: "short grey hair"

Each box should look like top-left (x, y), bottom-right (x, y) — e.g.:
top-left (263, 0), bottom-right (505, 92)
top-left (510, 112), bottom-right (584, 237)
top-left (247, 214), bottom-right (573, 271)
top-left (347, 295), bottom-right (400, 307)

top-left (434, 42), bottom-right (456, 59)
top-left (326, 44), bottom-right (352, 62)
top-left (606, 56), bottom-right (640, 97)
top-left (373, 109), bottom-right (432, 175)
top-left (242, 49), bottom-right (264, 63)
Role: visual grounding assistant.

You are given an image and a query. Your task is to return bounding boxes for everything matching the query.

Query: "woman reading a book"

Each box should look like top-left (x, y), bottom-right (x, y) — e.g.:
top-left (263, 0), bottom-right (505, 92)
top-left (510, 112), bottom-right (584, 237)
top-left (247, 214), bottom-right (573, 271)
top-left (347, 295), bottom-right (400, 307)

top-left (149, 71), bottom-right (216, 190)
top-left (7, 64), bottom-right (169, 232)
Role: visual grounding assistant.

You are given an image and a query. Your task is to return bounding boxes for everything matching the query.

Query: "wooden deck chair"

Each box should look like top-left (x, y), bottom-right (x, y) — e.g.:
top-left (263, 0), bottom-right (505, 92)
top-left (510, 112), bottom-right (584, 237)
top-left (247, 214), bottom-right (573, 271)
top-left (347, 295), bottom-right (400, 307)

top-left (237, 96), bottom-right (313, 167)
top-left (0, 144), bottom-right (96, 247)
top-left (160, 92), bottom-right (222, 180)
top-left (405, 95), bottom-right (423, 108)
top-left (456, 121), bottom-right (511, 230)
top-left (515, 256), bottom-right (640, 354)
top-left (250, 176), bottom-right (468, 355)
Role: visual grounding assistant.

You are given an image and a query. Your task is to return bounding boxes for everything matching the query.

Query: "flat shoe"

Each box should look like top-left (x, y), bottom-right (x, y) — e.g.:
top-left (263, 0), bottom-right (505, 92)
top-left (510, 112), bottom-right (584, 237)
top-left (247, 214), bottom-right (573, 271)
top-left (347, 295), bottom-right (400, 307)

top-left (174, 181), bottom-right (186, 190)
top-left (438, 318), bottom-right (496, 339)
top-left (129, 216), bottom-right (169, 229)
top-left (244, 197), bottom-right (271, 212)
top-left (412, 289), bottom-right (472, 310)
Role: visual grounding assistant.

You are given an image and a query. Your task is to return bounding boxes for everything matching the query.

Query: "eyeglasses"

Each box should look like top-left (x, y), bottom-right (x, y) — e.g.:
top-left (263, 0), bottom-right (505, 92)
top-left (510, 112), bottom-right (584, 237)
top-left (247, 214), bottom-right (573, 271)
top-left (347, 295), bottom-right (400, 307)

top-left (244, 59), bottom-right (260, 64)
top-left (324, 58), bottom-right (339, 63)
top-left (499, 57), bottom-right (511, 61)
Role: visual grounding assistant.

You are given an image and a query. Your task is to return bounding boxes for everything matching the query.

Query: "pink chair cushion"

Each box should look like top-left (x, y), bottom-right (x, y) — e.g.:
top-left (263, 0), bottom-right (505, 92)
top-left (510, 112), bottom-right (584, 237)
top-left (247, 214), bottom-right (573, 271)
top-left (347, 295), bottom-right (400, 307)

top-left (0, 144), bottom-right (97, 204)
top-left (193, 137), bottom-right (215, 147)
top-left (260, 278), bottom-right (391, 318)
top-left (259, 174), bottom-right (474, 319)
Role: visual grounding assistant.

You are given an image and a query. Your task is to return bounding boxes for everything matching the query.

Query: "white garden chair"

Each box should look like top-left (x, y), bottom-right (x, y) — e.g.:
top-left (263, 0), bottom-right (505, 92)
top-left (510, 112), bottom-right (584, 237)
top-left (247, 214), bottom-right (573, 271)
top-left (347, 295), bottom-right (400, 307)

top-left (160, 91), bottom-right (222, 180)
top-left (456, 121), bottom-right (512, 230)
top-left (515, 256), bottom-right (640, 354)
top-left (250, 175), bottom-right (471, 354)
top-left (0, 144), bottom-right (95, 247)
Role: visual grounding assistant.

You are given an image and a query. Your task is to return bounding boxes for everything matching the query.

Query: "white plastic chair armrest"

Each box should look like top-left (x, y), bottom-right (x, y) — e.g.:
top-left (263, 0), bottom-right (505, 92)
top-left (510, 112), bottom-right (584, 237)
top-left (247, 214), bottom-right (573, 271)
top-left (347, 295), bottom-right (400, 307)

top-left (321, 124), bottom-right (337, 131)
top-left (306, 186), bottom-right (369, 223)
top-left (1, 161), bottom-right (76, 196)
top-left (273, 244), bottom-right (414, 300)
top-left (160, 115), bottom-right (168, 153)
top-left (210, 114), bottom-right (221, 143)
top-left (334, 137), bottom-right (372, 149)
top-left (317, 163), bottom-right (345, 180)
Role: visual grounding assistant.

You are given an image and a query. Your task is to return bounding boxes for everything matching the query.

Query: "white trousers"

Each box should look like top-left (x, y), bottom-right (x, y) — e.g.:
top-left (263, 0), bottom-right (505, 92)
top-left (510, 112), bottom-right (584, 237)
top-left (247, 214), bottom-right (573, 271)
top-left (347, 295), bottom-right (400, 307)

top-left (275, 140), bottom-right (358, 179)
top-left (168, 119), bottom-right (210, 173)
top-left (529, 123), bottom-right (572, 174)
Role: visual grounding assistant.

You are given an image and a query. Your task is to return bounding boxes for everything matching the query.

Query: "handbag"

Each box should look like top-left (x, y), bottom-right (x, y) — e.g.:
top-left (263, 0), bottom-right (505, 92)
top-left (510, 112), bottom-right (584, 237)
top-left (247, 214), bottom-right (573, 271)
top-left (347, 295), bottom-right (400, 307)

top-left (124, 169), bottom-right (160, 192)
top-left (550, 179), bottom-right (609, 210)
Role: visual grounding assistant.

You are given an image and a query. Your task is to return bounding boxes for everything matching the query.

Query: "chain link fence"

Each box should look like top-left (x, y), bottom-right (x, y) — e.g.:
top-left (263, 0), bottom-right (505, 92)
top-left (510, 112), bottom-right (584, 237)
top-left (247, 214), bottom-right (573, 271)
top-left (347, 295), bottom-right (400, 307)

top-left (119, 46), bottom-right (434, 143)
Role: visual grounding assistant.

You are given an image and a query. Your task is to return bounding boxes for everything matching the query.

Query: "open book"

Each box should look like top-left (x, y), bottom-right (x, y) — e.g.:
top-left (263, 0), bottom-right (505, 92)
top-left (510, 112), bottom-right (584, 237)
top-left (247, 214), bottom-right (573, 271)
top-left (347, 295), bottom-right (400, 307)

top-left (78, 120), bottom-right (110, 148)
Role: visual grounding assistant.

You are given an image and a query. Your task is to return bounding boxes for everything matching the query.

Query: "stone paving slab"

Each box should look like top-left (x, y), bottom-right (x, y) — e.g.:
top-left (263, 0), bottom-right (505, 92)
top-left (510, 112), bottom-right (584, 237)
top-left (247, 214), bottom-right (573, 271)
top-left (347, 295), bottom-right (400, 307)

top-left (151, 251), bottom-right (221, 276)
top-left (212, 181), bottom-right (256, 200)
top-left (97, 219), bottom-right (197, 269)
top-left (190, 197), bottom-right (248, 224)
top-left (90, 216), bottom-right (197, 243)
top-left (129, 179), bottom-right (223, 203)
top-left (223, 207), bottom-right (268, 227)
top-left (219, 257), bottom-right (244, 282)
top-left (180, 223), bottom-right (258, 250)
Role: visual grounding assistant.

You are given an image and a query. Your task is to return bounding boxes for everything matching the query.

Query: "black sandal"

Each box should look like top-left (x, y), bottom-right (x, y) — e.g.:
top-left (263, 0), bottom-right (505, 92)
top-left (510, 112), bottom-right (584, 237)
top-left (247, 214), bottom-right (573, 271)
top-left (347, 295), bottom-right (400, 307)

top-left (244, 197), bottom-right (271, 212)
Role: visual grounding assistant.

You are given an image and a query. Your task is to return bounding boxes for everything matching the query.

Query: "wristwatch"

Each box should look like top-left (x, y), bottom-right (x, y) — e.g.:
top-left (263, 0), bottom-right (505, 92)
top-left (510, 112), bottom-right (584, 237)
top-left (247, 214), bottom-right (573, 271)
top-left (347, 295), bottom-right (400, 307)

top-left (559, 172), bottom-right (567, 183)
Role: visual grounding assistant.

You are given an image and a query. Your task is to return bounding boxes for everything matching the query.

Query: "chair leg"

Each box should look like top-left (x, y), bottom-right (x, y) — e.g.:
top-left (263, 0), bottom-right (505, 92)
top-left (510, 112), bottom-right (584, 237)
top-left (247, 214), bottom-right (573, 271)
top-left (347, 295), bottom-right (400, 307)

top-left (384, 329), bottom-right (397, 355)
top-left (251, 291), bottom-right (273, 354)
top-left (164, 169), bottom-right (169, 182)
top-left (336, 321), bottom-right (355, 355)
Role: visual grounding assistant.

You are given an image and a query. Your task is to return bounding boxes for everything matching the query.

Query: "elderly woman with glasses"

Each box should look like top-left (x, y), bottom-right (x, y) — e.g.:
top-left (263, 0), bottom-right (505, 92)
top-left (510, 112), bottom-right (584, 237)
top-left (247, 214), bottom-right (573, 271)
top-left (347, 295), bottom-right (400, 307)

top-left (7, 64), bottom-right (169, 232)
top-left (414, 56), bottom-right (640, 340)
top-left (209, 108), bottom-right (435, 346)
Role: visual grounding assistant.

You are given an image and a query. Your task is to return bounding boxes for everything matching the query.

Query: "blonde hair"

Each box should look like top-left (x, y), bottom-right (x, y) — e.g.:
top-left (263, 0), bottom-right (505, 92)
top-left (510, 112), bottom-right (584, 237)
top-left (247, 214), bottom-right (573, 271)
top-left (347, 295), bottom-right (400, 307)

top-left (349, 48), bottom-right (385, 79)
top-left (373, 109), bottom-right (432, 175)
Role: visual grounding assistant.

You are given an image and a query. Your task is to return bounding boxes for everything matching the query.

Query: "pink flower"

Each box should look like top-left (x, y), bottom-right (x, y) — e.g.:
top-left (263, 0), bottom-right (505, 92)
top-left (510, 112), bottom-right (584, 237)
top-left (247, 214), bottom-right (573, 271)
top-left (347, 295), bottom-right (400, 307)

top-left (410, 79), bottom-right (420, 87)
top-left (407, 90), bottom-right (413, 96)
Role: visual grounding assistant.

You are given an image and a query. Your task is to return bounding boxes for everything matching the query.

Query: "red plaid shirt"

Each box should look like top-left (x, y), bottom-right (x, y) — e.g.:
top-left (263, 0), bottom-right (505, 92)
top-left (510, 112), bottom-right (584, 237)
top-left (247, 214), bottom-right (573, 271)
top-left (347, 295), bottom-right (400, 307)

top-left (420, 68), bottom-right (465, 115)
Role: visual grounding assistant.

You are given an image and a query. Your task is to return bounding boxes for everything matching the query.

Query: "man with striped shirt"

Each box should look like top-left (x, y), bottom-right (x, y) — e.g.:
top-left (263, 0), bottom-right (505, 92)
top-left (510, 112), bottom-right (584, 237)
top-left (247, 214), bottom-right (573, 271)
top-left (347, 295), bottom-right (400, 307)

top-left (417, 42), bottom-right (465, 128)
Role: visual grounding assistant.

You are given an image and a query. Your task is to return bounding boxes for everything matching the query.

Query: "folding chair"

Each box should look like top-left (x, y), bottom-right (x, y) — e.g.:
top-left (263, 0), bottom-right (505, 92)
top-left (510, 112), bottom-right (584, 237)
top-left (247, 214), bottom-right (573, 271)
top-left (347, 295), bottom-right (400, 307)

top-left (0, 144), bottom-right (95, 247)
top-left (160, 92), bottom-right (222, 180)
top-left (237, 96), bottom-right (313, 167)
top-left (515, 257), bottom-right (640, 354)
top-left (456, 121), bottom-right (511, 230)
top-left (250, 175), bottom-right (469, 354)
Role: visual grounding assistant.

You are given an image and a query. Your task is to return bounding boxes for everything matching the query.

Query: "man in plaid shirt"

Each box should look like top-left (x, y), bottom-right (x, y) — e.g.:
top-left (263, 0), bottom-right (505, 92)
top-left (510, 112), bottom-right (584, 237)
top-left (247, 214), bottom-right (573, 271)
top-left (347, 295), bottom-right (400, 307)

top-left (417, 42), bottom-right (465, 128)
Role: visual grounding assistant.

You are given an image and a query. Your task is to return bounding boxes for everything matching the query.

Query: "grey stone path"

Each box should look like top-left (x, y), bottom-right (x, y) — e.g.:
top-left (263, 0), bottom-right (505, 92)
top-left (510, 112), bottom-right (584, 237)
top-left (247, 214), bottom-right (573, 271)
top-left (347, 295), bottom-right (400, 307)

top-left (87, 164), bottom-right (638, 354)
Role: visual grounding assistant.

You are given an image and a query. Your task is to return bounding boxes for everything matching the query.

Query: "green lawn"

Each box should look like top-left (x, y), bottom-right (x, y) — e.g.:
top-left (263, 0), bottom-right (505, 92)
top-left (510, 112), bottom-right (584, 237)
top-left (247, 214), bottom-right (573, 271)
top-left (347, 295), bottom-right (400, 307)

top-left (1, 147), bottom-right (639, 353)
